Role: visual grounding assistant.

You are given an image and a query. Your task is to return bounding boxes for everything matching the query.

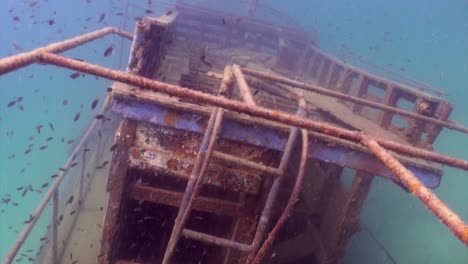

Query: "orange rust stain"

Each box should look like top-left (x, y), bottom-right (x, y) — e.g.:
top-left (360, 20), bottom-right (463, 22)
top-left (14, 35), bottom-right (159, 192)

top-left (463, 227), bottom-right (468, 243)
top-left (271, 111), bottom-right (280, 118)
top-left (164, 110), bottom-right (179, 127)
top-left (408, 180), bottom-right (421, 194)
top-left (166, 158), bottom-right (179, 171)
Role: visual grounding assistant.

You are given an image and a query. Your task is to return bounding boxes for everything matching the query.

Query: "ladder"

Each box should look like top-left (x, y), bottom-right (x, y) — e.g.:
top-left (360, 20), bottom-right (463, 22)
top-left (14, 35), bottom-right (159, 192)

top-left (161, 65), bottom-right (307, 264)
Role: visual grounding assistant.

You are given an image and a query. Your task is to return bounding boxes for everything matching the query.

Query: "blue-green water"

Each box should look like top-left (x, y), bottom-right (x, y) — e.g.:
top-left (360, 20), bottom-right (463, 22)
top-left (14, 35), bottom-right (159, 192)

top-left (1, 0), bottom-right (467, 263)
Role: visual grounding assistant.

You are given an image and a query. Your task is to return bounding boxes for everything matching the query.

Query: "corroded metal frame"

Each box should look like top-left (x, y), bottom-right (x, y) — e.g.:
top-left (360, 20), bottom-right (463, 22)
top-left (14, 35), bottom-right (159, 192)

top-left (1, 24), bottom-right (467, 264)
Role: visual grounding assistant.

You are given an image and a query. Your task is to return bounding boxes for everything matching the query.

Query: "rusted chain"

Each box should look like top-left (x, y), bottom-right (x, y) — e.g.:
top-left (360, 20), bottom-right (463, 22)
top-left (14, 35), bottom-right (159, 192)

top-left (241, 67), bottom-right (468, 134)
top-left (251, 128), bottom-right (309, 264)
top-left (361, 135), bottom-right (468, 246)
top-left (35, 52), bottom-right (468, 171)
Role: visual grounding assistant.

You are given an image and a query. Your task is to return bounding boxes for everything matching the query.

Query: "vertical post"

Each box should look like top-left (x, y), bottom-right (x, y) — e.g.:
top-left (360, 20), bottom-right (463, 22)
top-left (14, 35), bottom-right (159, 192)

top-left (52, 191), bottom-right (58, 264)
top-left (79, 144), bottom-right (87, 201)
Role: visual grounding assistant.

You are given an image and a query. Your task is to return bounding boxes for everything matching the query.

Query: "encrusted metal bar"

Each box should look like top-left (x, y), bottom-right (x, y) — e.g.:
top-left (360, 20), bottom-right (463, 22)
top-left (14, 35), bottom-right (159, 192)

top-left (181, 229), bottom-right (251, 252)
top-left (246, 98), bottom-right (306, 262)
top-left (161, 108), bottom-right (219, 264)
top-left (52, 191), bottom-right (58, 264)
top-left (233, 65), bottom-right (257, 106)
top-left (251, 127), bottom-right (309, 264)
top-left (128, 184), bottom-right (245, 217)
top-left (241, 67), bottom-right (468, 134)
top-left (36, 52), bottom-right (468, 170)
top-left (361, 135), bottom-right (468, 246)
top-left (0, 27), bottom-right (132, 75)
top-left (162, 66), bottom-right (234, 264)
top-left (212, 151), bottom-right (279, 176)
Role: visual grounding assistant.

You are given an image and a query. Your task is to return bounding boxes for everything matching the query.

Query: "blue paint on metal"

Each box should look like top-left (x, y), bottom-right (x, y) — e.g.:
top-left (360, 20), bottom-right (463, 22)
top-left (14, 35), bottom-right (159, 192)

top-left (110, 96), bottom-right (442, 189)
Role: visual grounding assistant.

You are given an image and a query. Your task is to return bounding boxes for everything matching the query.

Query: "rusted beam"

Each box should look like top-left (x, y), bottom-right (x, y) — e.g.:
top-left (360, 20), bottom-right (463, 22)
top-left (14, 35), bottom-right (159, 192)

top-left (233, 65), bottom-right (256, 106)
top-left (128, 184), bottom-right (246, 217)
top-left (181, 229), bottom-right (251, 252)
top-left (251, 128), bottom-right (309, 264)
top-left (212, 151), bottom-right (279, 177)
top-left (241, 67), bottom-right (468, 134)
top-left (0, 27), bottom-right (132, 75)
top-left (35, 52), bottom-right (468, 171)
top-left (99, 120), bottom-right (137, 264)
top-left (246, 99), bottom-right (305, 262)
top-left (361, 135), bottom-right (468, 246)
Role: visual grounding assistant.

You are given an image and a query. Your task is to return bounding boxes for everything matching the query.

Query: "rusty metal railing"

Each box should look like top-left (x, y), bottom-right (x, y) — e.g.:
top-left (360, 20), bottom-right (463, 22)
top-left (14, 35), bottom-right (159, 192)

top-left (0, 26), bottom-right (467, 264)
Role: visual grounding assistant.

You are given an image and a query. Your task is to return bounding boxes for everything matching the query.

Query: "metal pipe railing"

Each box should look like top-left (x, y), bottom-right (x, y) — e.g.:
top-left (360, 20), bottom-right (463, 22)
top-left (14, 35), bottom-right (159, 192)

top-left (361, 135), bottom-right (468, 246)
top-left (33, 52), bottom-right (468, 171)
top-left (241, 67), bottom-right (468, 134)
top-left (1, 118), bottom-right (101, 264)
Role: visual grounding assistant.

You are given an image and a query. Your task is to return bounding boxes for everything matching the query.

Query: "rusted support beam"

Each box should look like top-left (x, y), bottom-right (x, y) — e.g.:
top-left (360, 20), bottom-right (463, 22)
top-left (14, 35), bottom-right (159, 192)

top-left (35, 52), bottom-right (468, 170)
top-left (241, 67), bottom-right (468, 134)
top-left (212, 151), bottom-right (279, 176)
top-left (181, 229), bottom-right (251, 252)
top-left (246, 99), bottom-right (306, 262)
top-left (233, 65), bottom-right (256, 106)
top-left (0, 27), bottom-right (132, 75)
top-left (251, 128), bottom-right (309, 264)
top-left (361, 135), bottom-right (468, 246)
top-left (128, 184), bottom-right (246, 217)
top-left (99, 120), bottom-right (137, 264)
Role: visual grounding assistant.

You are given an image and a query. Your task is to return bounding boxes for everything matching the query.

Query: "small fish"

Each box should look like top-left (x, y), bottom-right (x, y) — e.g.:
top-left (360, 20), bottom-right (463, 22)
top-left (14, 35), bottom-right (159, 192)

top-left (145, 9), bottom-right (153, 14)
top-left (95, 114), bottom-right (105, 120)
top-left (24, 214), bottom-right (34, 224)
top-left (70, 210), bottom-right (76, 215)
top-left (165, 10), bottom-right (173, 16)
top-left (36, 125), bottom-right (43, 134)
top-left (66, 195), bottom-right (74, 204)
top-left (46, 137), bottom-right (53, 142)
top-left (221, 17), bottom-right (226, 24)
top-left (109, 143), bottom-right (117, 152)
top-left (24, 149), bottom-right (32, 155)
top-left (17, 186), bottom-right (24, 191)
top-left (103, 45), bottom-right (114, 57)
top-left (7, 100), bottom-right (16, 108)
top-left (50, 174), bottom-right (59, 178)
top-left (96, 161), bottom-right (109, 169)
top-left (74, 112), bottom-right (80, 122)
top-left (41, 182), bottom-right (49, 188)
top-left (91, 98), bottom-right (99, 109)
top-left (48, 19), bottom-right (54, 25)
top-left (69, 72), bottom-right (80, 79)
top-left (98, 13), bottom-right (106, 23)
top-left (49, 122), bottom-right (55, 132)
top-left (22, 188), bottom-right (28, 197)
top-left (39, 145), bottom-right (47, 150)
top-left (106, 87), bottom-right (113, 92)
top-left (83, 148), bottom-right (91, 152)
top-left (70, 162), bottom-right (78, 168)
top-left (67, 139), bottom-right (75, 144)
top-left (13, 16), bottom-right (20, 21)
top-left (58, 167), bottom-right (68, 172)
top-left (62, 99), bottom-right (68, 106)
top-left (12, 41), bottom-right (24, 51)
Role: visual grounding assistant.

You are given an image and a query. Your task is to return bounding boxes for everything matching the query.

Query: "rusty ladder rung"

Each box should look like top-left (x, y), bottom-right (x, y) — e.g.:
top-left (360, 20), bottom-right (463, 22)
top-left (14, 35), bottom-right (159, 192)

top-left (212, 151), bottom-right (280, 176)
top-left (182, 228), bottom-right (251, 252)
